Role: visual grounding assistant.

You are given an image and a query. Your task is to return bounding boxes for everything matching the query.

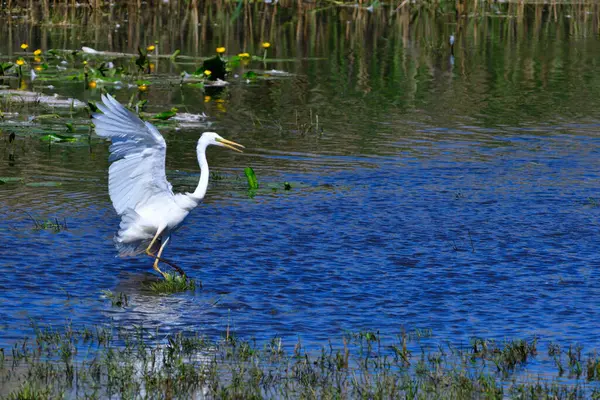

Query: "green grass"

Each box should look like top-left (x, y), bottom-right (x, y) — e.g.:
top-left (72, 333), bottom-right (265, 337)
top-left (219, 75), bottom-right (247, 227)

top-left (1, 324), bottom-right (600, 399)
top-left (146, 272), bottom-right (197, 294)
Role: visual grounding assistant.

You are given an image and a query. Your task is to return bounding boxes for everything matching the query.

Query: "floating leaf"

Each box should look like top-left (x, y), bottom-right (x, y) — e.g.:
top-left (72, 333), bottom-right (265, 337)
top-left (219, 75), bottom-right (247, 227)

top-left (0, 177), bottom-right (24, 184)
top-left (0, 62), bottom-right (13, 75)
top-left (243, 71), bottom-right (257, 80)
top-left (244, 167), bottom-right (259, 190)
top-left (284, 182), bottom-right (292, 190)
top-left (31, 114), bottom-right (60, 120)
top-left (40, 134), bottom-right (77, 143)
top-left (26, 182), bottom-right (63, 187)
top-left (186, 82), bottom-right (204, 89)
top-left (153, 108), bottom-right (178, 121)
top-left (227, 56), bottom-right (241, 69)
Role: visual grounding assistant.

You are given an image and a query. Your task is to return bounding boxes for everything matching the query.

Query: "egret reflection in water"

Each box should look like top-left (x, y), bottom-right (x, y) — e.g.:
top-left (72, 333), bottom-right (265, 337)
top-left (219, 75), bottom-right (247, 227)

top-left (93, 94), bottom-right (245, 278)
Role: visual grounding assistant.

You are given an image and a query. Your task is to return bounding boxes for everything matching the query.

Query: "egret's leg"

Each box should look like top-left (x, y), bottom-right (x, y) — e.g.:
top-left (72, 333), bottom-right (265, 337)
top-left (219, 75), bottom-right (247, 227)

top-left (145, 229), bottom-right (163, 256)
top-left (153, 237), bottom-right (171, 278)
top-left (145, 229), bottom-right (168, 279)
top-left (154, 236), bottom-right (170, 264)
top-left (145, 231), bottom-right (186, 278)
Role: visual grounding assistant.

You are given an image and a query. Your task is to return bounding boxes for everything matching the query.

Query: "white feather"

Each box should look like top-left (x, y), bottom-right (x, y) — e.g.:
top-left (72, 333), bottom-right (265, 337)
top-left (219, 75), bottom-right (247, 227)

top-left (92, 94), bottom-right (173, 216)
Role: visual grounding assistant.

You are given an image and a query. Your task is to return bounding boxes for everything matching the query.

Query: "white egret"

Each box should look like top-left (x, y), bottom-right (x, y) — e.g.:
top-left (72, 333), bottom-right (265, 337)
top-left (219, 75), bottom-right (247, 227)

top-left (93, 94), bottom-right (244, 278)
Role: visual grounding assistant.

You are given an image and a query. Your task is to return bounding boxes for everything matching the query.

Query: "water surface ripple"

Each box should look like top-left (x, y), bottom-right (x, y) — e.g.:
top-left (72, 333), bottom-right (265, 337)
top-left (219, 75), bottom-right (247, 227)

top-left (1, 4), bottom-right (600, 354)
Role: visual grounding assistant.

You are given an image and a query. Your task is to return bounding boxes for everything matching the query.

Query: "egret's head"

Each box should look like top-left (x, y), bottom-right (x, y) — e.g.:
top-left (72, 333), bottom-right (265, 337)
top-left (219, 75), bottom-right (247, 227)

top-left (198, 132), bottom-right (244, 153)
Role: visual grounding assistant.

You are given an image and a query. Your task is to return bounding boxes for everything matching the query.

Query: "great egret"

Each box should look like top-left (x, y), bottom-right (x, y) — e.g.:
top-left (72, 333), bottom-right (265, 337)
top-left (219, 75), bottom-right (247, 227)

top-left (93, 94), bottom-right (244, 278)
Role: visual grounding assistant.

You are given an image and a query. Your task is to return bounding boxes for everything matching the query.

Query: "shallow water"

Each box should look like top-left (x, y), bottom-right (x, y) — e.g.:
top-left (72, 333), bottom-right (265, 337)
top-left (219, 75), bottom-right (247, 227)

top-left (2, 2), bottom-right (600, 358)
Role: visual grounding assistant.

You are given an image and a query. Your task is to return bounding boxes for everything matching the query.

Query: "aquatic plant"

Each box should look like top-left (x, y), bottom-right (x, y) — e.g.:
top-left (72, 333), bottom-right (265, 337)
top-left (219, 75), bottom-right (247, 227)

top-left (152, 108), bottom-right (178, 121)
top-left (262, 41), bottom-right (271, 60)
top-left (26, 213), bottom-right (68, 232)
top-left (244, 167), bottom-right (259, 190)
top-left (101, 289), bottom-right (129, 308)
top-left (146, 272), bottom-right (197, 294)
top-left (2, 324), bottom-right (600, 399)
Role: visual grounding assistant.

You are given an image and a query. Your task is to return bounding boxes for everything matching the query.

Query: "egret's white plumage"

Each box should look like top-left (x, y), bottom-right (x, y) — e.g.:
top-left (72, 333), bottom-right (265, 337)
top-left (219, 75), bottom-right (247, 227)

top-left (93, 94), bottom-right (244, 277)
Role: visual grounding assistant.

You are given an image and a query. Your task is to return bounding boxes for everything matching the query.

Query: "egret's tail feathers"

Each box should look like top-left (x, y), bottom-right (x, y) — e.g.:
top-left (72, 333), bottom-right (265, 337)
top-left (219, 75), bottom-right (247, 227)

top-left (114, 237), bottom-right (157, 257)
top-left (114, 208), bottom-right (157, 257)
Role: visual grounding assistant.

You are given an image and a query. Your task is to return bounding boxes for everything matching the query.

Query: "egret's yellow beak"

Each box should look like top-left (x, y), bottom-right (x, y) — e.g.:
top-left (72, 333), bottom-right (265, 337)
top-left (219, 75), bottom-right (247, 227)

top-left (216, 137), bottom-right (245, 153)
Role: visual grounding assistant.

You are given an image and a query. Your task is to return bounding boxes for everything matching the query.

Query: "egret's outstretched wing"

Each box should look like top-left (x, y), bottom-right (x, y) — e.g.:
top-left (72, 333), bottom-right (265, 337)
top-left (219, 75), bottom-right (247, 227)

top-left (93, 94), bottom-right (173, 215)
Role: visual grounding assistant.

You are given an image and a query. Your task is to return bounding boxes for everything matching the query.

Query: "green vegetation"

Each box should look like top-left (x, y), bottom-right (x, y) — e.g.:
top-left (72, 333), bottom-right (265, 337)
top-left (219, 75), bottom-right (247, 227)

top-left (244, 167), bottom-right (259, 190)
top-left (146, 272), bottom-right (198, 294)
top-left (26, 212), bottom-right (67, 232)
top-left (1, 325), bottom-right (600, 399)
top-left (101, 289), bottom-right (129, 308)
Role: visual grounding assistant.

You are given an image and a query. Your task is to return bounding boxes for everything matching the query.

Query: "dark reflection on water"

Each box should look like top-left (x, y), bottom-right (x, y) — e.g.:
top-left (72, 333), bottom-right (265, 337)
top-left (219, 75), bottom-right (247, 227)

top-left (2, 2), bottom-right (600, 355)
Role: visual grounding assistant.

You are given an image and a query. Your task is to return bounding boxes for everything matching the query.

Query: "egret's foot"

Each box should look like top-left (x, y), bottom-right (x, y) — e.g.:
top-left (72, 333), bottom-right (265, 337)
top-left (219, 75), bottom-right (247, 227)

top-left (147, 250), bottom-right (185, 278)
top-left (152, 263), bottom-right (170, 280)
top-left (154, 256), bottom-right (185, 277)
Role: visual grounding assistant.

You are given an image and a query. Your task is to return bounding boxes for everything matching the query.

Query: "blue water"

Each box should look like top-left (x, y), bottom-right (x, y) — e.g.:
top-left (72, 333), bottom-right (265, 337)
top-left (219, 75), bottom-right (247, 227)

top-left (2, 3), bottom-right (600, 358)
top-left (3, 121), bottom-right (600, 350)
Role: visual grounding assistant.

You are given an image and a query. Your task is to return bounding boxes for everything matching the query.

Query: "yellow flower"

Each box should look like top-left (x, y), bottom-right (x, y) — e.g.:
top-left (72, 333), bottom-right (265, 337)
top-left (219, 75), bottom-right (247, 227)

top-left (138, 84), bottom-right (148, 91)
top-left (15, 58), bottom-right (25, 66)
top-left (83, 61), bottom-right (88, 65)
top-left (204, 70), bottom-right (211, 76)
top-left (238, 52), bottom-right (250, 58)
top-left (20, 43), bottom-right (29, 50)
top-left (149, 62), bottom-right (155, 72)
top-left (216, 47), bottom-right (226, 54)
top-left (204, 95), bottom-right (211, 103)
top-left (262, 42), bottom-right (271, 49)
top-left (88, 80), bottom-right (97, 89)
top-left (147, 45), bottom-right (155, 52)
top-left (34, 66), bottom-right (43, 72)
top-left (33, 56), bottom-right (42, 63)
top-left (33, 49), bottom-right (42, 56)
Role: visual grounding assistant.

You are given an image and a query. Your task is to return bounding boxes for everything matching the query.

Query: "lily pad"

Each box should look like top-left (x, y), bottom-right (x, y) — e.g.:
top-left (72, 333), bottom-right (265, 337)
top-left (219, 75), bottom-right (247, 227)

top-left (26, 182), bottom-right (63, 187)
top-left (153, 108), bottom-right (178, 121)
top-left (0, 177), bottom-right (24, 184)
top-left (40, 134), bottom-right (78, 143)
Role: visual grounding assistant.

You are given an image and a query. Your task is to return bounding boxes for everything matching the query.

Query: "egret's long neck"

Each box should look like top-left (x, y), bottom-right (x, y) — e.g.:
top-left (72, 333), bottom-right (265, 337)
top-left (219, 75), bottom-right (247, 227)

top-left (190, 142), bottom-right (209, 201)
